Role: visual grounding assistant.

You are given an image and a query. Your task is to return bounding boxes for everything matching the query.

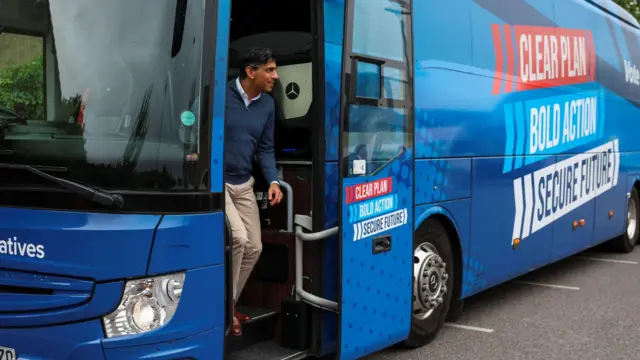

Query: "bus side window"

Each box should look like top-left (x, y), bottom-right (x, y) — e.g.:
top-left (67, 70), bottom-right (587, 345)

top-left (343, 0), bottom-right (411, 178)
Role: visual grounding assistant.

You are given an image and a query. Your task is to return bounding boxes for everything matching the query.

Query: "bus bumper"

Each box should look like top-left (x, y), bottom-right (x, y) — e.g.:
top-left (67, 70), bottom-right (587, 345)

top-left (0, 320), bottom-right (106, 359)
top-left (103, 328), bottom-right (224, 360)
top-left (0, 322), bottom-right (223, 360)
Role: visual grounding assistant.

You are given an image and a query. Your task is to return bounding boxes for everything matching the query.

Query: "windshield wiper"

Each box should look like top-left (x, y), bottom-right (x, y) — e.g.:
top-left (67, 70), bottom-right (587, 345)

top-left (0, 163), bottom-right (124, 208)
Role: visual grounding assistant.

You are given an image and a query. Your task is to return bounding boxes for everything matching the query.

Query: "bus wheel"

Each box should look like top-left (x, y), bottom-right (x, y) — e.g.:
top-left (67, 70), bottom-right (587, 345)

top-left (402, 218), bottom-right (454, 348)
top-left (612, 187), bottom-right (640, 253)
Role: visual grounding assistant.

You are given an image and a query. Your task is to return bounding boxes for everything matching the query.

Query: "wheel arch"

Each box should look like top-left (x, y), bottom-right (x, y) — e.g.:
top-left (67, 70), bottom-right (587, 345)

top-left (415, 206), bottom-right (464, 303)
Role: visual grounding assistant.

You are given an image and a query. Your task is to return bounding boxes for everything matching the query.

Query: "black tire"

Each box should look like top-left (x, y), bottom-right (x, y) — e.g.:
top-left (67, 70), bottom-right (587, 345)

top-left (446, 298), bottom-right (464, 323)
top-left (402, 218), bottom-right (455, 349)
top-left (611, 187), bottom-right (640, 253)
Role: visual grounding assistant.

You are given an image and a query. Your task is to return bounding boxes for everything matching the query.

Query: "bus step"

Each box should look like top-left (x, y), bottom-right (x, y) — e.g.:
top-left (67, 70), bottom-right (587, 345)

top-left (226, 306), bottom-right (279, 353)
top-left (228, 340), bottom-right (307, 360)
top-left (236, 306), bottom-right (278, 324)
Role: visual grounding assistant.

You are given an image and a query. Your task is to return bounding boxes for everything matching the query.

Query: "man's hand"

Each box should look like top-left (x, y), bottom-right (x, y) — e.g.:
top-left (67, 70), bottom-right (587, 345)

top-left (268, 182), bottom-right (283, 206)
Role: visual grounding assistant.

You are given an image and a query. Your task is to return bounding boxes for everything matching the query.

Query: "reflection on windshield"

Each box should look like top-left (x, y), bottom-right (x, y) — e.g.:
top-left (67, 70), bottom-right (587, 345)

top-left (0, 0), bottom-right (209, 192)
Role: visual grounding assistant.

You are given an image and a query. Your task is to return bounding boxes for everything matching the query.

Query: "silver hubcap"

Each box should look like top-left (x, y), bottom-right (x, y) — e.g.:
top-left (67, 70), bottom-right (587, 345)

top-left (412, 243), bottom-right (448, 320)
top-left (628, 197), bottom-right (637, 241)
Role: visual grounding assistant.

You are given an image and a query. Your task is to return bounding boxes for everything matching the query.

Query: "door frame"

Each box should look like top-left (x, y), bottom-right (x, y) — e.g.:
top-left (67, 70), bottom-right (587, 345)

top-left (310, 0), bottom-right (329, 355)
top-left (208, 0), bottom-right (232, 350)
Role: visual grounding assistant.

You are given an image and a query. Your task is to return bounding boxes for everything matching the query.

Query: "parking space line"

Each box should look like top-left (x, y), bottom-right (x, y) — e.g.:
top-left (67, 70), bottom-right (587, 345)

top-left (575, 256), bottom-right (638, 265)
top-left (515, 281), bottom-right (580, 291)
top-left (445, 323), bottom-right (494, 333)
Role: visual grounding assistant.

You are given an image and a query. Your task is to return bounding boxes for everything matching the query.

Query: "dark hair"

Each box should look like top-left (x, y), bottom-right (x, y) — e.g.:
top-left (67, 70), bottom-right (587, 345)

top-left (239, 47), bottom-right (274, 79)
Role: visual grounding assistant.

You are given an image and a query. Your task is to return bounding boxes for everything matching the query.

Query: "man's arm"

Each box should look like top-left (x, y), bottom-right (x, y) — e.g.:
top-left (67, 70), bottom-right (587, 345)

top-left (256, 106), bottom-right (279, 185)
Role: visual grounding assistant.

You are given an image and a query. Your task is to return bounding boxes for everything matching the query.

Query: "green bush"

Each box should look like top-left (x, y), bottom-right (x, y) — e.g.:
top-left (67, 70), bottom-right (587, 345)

top-left (0, 55), bottom-right (44, 119)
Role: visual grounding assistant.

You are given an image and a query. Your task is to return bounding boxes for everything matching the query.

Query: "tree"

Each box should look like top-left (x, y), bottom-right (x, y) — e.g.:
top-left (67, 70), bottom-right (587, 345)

top-left (0, 55), bottom-right (44, 119)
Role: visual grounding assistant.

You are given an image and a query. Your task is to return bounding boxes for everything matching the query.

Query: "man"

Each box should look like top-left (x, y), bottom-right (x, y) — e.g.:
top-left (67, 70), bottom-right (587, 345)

top-left (224, 47), bottom-right (283, 336)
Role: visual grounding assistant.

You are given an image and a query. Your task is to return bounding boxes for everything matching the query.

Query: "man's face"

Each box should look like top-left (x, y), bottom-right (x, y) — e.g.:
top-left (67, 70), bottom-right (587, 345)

top-left (247, 60), bottom-right (279, 93)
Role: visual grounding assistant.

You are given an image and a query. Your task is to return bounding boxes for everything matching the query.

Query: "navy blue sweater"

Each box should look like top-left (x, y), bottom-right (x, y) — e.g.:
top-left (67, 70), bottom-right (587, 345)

top-left (224, 80), bottom-right (278, 185)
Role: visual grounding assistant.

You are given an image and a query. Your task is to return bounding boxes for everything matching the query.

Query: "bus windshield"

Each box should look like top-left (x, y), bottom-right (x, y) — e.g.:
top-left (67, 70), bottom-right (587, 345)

top-left (0, 0), bottom-right (209, 194)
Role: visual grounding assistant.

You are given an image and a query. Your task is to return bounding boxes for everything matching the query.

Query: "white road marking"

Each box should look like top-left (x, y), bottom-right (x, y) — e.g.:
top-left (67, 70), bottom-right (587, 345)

top-left (575, 256), bottom-right (638, 265)
top-left (515, 281), bottom-right (580, 291)
top-left (445, 323), bottom-right (494, 333)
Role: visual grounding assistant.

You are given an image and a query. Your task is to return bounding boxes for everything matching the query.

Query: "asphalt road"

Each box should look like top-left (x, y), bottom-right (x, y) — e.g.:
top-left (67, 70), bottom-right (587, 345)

top-left (365, 244), bottom-right (640, 360)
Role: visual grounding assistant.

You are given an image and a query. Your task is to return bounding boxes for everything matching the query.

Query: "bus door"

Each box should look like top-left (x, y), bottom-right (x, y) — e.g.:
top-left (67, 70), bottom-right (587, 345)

top-left (337, 0), bottom-right (414, 358)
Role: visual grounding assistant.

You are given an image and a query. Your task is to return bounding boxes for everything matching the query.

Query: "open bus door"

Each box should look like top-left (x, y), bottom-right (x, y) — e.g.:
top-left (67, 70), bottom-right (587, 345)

top-left (336, 0), bottom-right (414, 358)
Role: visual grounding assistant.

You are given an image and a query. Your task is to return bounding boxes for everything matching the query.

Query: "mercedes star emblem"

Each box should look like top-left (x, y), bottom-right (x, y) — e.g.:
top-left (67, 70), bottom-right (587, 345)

top-left (285, 82), bottom-right (300, 100)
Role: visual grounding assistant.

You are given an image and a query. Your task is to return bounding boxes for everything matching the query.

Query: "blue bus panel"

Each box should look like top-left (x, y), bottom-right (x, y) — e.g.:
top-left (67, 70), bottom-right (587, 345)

top-left (411, 0), bottom-right (640, 299)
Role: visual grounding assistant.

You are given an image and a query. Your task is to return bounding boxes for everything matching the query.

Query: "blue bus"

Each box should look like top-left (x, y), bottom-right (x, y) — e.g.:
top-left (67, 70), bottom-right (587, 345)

top-left (1, 0), bottom-right (639, 359)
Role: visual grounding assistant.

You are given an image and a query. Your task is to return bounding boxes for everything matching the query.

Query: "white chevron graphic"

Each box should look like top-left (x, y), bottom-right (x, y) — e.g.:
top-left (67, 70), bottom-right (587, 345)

top-left (512, 139), bottom-right (620, 242)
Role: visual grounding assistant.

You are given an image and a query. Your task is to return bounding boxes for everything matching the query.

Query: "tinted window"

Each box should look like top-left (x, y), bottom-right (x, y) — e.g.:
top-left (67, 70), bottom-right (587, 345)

top-left (0, 0), bottom-right (210, 192)
top-left (344, 0), bottom-right (412, 177)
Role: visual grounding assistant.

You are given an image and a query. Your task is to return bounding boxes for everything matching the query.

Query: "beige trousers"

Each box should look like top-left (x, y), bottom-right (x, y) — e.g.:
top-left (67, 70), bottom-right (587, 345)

top-left (225, 177), bottom-right (262, 302)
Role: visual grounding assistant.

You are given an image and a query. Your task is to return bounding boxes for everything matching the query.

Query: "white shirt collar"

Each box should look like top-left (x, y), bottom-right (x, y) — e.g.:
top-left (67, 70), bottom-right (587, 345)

top-left (236, 77), bottom-right (261, 108)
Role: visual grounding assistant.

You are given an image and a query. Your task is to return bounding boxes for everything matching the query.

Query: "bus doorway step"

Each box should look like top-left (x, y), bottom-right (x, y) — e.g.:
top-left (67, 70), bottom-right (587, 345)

top-left (228, 340), bottom-right (308, 360)
top-left (226, 306), bottom-right (278, 353)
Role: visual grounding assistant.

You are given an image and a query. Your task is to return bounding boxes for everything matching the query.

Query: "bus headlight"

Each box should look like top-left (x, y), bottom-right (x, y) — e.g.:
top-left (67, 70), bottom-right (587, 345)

top-left (102, 272), bottom-right (186, 338)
